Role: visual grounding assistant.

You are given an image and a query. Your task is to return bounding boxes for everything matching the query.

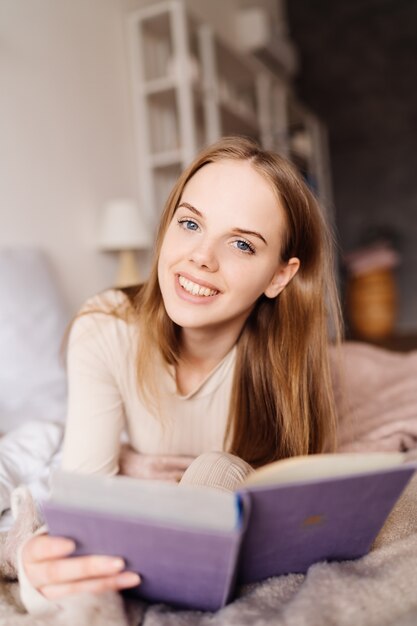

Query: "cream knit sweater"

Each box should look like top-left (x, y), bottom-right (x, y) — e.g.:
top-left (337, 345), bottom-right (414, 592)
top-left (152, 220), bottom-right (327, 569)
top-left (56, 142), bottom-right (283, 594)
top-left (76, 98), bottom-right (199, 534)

top-left (62, 289), bottom-right (236, 474)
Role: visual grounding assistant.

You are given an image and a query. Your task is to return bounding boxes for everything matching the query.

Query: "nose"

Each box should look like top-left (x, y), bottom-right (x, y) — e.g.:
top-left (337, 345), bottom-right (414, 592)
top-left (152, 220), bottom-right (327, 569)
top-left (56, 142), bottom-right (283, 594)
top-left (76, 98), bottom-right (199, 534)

top-left (189, 238), bottom-right (219, 272)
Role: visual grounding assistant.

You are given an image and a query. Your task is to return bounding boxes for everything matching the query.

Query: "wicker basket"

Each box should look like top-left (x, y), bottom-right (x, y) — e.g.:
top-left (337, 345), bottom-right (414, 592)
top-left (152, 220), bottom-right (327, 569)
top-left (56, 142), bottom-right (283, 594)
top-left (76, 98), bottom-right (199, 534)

top-left (346, 269), bottom-right (397, 339)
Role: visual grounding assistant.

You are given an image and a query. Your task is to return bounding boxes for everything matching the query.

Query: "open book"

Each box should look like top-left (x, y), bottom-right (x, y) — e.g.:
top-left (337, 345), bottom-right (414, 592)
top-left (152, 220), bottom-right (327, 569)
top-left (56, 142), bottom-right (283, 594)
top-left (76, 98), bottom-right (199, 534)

top-left (42, 452), bottom-right (416, 611)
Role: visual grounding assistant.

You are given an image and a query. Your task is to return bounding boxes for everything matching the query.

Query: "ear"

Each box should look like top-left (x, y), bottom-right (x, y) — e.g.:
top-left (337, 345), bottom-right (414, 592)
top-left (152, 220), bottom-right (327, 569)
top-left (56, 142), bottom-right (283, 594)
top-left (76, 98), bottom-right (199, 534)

top-left (264, 257), bottom-right (300, 299)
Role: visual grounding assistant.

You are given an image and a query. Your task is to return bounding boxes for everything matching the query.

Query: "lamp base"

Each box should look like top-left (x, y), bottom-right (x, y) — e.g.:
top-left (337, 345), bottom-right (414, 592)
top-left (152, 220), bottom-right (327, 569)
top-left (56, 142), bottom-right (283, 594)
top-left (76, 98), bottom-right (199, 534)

top-left (115, 250), bottom-right (141, 287)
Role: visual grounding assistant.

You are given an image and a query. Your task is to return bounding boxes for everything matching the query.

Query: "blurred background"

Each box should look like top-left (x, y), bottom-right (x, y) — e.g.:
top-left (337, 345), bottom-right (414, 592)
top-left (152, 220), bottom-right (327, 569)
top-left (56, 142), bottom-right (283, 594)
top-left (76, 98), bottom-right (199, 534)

top-left (1, 0), bottom-right (416, 345)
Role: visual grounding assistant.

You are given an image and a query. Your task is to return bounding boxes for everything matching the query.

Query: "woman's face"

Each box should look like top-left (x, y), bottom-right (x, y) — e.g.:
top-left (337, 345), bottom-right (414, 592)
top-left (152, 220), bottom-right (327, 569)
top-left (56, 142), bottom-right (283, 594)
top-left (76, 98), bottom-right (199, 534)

top-left (157, 159), bottom-right (299, 339)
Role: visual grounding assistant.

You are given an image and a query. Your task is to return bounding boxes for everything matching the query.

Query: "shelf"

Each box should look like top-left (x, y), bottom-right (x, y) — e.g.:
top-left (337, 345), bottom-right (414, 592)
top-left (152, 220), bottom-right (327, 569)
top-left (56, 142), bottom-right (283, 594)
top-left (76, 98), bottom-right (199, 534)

top-left (193, 98), bottom-right (206, 150)
top-left (153, 163), bottom-right (183, 216)
top-left (147, 88), bottom-right (179, 154)
top-left (143, 77), bottom-right (177, 95)
top-left (141, 11), bottom-right (173, 82)
top-left (211, 41), bottom-right (260, 139)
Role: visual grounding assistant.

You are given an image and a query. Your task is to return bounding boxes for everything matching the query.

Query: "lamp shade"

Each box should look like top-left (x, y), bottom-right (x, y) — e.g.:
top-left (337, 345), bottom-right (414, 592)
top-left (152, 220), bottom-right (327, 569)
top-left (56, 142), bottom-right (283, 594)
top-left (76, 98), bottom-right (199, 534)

top-left (98, 198), bottom-right (152, 251)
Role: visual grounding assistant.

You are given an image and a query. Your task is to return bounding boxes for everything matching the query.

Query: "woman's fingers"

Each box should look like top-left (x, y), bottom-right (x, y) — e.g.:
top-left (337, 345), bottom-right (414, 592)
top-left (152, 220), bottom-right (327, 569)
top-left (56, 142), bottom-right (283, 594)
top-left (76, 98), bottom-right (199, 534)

top-left (159, 470), bottom-right (187, 483)
top-left (23, 535), bottom-right (75, 563)
top-left (23, 535), bottom-right (141, 595)
top-left (118, 449), bottom-right (195, 480)
top-left (40, 571), bottom-right (141, 600)
top-left (157, 455), bottom-right (195, 471)
top-left (141, 455), bottom-right (194, 475)
top-left (26, 554), bottom-right (127, 588)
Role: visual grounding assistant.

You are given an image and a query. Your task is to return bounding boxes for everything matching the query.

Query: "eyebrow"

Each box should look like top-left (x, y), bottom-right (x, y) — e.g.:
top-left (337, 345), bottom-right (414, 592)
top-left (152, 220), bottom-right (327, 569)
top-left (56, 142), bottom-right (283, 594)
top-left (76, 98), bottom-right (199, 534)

top-left (177, 202), bottom-right (268, 245)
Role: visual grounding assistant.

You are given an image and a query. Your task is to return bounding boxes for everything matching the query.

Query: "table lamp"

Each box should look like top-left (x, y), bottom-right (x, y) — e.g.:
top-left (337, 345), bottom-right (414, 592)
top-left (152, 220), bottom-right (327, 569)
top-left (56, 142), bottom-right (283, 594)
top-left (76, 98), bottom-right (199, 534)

top-left (98, 198), bottom-right (152, 287)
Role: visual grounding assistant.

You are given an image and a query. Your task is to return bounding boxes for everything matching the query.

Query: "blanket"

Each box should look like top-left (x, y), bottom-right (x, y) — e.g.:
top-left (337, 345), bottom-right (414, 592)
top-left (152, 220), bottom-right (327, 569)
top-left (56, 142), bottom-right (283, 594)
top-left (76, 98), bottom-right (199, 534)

top-left (0, 341), bottom-right (416, 625)
top-left (333, 342), bottom-right (417, 453)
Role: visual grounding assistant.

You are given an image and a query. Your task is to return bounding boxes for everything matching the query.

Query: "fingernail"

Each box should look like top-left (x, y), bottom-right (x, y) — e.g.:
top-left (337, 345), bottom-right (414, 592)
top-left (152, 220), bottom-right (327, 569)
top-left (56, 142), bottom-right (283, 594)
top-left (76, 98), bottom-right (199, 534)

top-left (109, 558), bottom-right (125, 571)
top-left (59, 539), bottom-right (76, 553)
top-left (117, 572), bottom-right (141, 587)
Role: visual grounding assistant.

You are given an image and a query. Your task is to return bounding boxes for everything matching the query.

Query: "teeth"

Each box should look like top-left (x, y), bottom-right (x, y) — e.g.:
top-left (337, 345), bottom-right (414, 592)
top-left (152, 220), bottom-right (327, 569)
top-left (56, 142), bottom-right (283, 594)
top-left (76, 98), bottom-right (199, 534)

top-left (178, 275), bottom-right (217, 297)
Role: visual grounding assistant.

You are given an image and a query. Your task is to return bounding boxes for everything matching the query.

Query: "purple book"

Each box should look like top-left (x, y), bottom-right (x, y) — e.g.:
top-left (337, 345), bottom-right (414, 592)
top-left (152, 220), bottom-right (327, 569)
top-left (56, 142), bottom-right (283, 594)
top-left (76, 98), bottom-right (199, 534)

top-left (42, 455), bottom-right (416, 612)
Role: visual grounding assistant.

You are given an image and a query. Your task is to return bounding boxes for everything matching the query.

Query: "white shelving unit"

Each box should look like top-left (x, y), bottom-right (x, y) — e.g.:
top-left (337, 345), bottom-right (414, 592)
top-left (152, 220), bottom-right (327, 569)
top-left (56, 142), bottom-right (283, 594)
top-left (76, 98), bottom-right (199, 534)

top-left (127, 1), bottom-right (200, 226)
top-left (127, 0), bottom-right (332, 225)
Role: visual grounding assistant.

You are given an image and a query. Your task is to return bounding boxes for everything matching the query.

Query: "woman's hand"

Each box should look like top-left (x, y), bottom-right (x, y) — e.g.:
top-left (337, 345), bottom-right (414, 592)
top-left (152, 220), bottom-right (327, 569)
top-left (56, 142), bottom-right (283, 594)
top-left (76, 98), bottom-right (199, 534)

top-left (22, 534), bottom-right (140, 600)
top-left (119, 445), bottom-right (195, 482)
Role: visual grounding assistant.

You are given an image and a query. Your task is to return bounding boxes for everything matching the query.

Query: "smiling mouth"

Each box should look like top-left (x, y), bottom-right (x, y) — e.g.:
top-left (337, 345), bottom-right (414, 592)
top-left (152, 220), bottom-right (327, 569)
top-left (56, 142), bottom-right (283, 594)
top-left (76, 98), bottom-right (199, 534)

top-left (178, 275), bottom-right (219, 297)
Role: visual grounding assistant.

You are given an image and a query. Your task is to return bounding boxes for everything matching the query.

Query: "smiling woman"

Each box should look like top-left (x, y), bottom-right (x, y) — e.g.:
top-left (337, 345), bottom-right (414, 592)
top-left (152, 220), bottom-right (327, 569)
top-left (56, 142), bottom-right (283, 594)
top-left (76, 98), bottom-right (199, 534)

top-left (135, 137), bottom-right (340, 463)
top-left (19, 136), bottom-right (342, 612)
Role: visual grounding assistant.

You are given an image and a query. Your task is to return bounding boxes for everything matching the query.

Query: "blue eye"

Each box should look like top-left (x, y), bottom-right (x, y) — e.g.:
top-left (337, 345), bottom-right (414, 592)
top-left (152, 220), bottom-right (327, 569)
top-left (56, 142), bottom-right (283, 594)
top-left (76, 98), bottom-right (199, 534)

top-left (234, 239), bottom-right (256, 254)
top-left (177, 218), bottom-right (199, 231)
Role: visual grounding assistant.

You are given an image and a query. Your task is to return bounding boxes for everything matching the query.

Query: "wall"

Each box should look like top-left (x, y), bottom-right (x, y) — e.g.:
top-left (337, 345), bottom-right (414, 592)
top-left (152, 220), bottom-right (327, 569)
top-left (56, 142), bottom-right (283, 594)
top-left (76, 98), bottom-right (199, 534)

top-left (0, 0), bottom-right (139, 314)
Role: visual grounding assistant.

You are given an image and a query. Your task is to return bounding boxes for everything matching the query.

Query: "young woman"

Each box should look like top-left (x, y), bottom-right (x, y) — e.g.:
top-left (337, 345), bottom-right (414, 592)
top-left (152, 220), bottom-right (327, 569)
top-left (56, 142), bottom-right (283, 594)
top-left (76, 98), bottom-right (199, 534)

top-left (19, 136), bottom-right (341, 613)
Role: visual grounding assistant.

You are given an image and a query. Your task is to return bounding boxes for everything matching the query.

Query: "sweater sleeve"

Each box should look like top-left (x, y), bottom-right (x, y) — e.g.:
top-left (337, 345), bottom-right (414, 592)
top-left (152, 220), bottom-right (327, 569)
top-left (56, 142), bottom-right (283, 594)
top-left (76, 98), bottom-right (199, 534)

top-left (17, 525), bottom-right (62, 616)
top-left (61, 299), bottom-right (126, 475)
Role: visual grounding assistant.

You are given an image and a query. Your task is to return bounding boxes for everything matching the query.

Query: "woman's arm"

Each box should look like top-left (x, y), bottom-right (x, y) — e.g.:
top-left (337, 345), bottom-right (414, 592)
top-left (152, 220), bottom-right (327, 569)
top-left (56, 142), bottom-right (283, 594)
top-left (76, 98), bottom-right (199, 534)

top-left (61, 309), bottom-right (126, 474)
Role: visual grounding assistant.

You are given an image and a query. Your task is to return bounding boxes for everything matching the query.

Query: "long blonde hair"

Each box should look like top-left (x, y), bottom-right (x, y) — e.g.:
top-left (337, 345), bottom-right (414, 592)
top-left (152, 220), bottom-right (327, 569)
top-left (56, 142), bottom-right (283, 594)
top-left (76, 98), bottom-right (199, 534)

top-left (113, 137), bottom-right (342, 467)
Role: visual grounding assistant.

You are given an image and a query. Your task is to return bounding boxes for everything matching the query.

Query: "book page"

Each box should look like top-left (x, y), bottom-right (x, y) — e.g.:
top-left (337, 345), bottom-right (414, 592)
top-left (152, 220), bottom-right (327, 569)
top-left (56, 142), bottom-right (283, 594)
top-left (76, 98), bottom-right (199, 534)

top-left (243, 452), bottom-right (406, 488)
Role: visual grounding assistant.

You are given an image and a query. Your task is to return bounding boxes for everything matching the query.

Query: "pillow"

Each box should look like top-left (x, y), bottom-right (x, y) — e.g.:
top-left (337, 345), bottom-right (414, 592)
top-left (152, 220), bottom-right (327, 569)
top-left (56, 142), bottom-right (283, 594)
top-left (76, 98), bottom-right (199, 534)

top-left (0, 248), bottom-right (69, 432)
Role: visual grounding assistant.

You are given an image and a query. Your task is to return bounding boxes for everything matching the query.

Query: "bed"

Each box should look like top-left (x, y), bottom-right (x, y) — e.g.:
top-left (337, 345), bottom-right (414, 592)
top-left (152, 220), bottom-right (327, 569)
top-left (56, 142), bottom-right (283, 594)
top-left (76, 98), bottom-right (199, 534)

top-left (0, 249), bottom-right (416, 626)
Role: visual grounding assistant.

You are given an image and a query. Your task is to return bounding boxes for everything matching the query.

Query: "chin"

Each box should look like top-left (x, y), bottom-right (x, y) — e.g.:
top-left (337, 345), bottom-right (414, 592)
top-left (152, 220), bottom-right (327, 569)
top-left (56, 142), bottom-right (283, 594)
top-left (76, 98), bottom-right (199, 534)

top-left (164, 307), bottom-right (209, 329)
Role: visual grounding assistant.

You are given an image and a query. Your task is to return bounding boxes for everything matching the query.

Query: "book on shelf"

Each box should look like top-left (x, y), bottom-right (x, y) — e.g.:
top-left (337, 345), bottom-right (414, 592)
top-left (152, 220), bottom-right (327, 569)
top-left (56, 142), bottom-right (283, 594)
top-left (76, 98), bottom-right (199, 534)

top-left (42, 452), bottom-right (416, 612)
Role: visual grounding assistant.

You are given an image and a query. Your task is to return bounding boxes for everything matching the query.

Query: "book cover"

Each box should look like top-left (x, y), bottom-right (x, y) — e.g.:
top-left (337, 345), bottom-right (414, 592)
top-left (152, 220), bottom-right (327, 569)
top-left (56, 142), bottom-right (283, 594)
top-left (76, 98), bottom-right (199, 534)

top-left (237, 465), bottom-right (415, 584)
top-left (43, 503), bottom-right (243, 611)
